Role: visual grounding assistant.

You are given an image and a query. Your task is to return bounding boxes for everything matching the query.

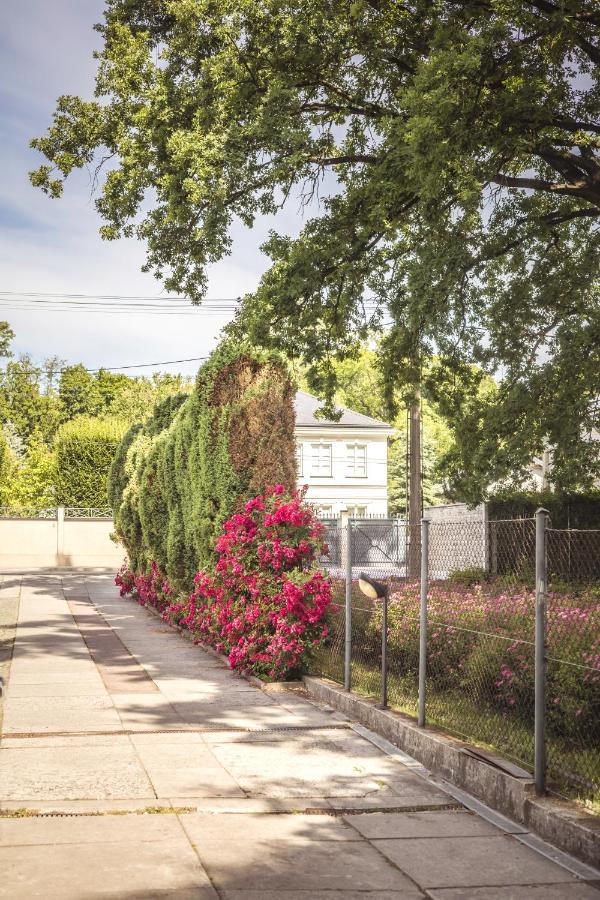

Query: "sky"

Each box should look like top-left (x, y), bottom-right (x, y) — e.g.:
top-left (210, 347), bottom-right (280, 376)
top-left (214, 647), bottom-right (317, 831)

top-left (0, 1), bottom-right (311, 378)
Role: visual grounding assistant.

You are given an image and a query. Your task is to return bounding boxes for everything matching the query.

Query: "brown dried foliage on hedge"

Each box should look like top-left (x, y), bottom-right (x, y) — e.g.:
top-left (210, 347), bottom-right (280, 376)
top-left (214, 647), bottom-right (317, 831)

top-left (108, 342), bottom-right (297, 590)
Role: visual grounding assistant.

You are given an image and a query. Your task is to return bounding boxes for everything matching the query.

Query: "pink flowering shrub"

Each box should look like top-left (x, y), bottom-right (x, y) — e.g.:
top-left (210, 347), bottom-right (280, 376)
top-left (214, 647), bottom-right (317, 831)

top-left (117, 487), bottom-right (334, 680)
top-left (116, 560), bottom-right (172, 613)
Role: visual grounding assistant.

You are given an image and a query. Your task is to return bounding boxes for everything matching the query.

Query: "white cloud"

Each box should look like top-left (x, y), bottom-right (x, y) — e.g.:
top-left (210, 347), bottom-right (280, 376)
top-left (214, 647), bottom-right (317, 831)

top-left (0, 1), bottom-right (327, 375)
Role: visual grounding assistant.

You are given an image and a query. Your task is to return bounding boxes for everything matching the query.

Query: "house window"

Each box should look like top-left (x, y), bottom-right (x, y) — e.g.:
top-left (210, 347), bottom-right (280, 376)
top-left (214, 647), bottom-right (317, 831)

top-left (347, 505), bottom-right (367, 518)
top-left (311, 442), bottom-right (332, 476)
top-left (346, 443), bottom-right (367, 477)
top-left (296, 442), bottom-right (303, 477)
top-left (318, 505), bottom-right (334, 518)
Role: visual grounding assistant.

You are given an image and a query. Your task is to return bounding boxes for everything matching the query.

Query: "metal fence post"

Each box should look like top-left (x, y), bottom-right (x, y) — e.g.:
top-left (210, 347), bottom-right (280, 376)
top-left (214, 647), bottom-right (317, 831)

top-left (344, 518), bottom-right (352, 691)
top-left (380, 584), bottom-right (389, 709)
top-left (418, 518), bottom-right (429, 727)
top-left (535, 507), bottom-right (549, 795)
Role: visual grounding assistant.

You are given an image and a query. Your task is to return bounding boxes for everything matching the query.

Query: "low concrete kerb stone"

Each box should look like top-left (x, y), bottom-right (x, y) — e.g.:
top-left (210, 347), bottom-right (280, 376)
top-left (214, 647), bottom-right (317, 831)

top-left (303, 675), bottom-right (600, 870)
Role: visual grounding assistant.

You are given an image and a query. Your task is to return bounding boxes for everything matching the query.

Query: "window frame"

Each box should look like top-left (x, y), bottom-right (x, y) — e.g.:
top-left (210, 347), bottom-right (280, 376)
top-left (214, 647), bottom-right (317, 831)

top-left (346, 442), bottom-right (368, 478)
top-left (296, 442), bottom-right (304, 477)
top-left (310, 441), bottom-right (333, 477)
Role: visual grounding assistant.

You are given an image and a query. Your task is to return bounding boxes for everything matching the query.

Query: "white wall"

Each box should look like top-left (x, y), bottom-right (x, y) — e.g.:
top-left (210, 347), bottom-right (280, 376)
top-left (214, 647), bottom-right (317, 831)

top-left (0, 516), bottom-right (125, 569)
top-left (295, 428), bottom-right (390, 516)
top-left (424, 503), bottom-right (487, 574)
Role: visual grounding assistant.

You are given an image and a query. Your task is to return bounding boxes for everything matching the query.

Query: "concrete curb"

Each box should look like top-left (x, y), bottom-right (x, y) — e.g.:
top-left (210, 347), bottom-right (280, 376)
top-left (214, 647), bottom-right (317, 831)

top-left (303, 675), bottom-right (600, 869)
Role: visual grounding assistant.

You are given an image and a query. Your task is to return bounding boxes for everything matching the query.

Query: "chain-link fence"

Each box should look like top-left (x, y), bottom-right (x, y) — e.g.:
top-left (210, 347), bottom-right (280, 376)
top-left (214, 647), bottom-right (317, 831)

top-left (545, 527), bottom-right (600, 805)
top-left (314, 514), bottom-right (600, 809)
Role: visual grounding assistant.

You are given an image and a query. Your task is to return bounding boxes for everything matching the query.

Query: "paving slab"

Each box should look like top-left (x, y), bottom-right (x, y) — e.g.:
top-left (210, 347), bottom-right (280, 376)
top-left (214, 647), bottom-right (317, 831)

top-left (427, 887), bottom-right (600, 899)
top-left (0, 837), bottom-right (217, 899)
top-left (219, 893), bottom-right (424, 900)
top-left (345, 809), bottom-right (501, 839)
top-left (208, 732), bottom-right (452, 801)
top-left (0, 810), bottom-right (187, 845)
top-left (180, 812), bottom-right (418, 893)
top-left (374, 834), bottom-right (579, 888)
top-left (0, 744), bottom-right (155, 800)
top-left (6, 681), bottom-right (110, 697)
top-left (1, 695), bottom-right (123, 733)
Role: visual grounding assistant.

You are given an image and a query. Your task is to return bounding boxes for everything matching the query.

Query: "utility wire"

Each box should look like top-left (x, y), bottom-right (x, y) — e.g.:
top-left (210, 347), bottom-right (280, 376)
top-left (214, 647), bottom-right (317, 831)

top-left (1, 356), bottom-right (210, 375)
top-left (0, 291), bottom-right (239, 302)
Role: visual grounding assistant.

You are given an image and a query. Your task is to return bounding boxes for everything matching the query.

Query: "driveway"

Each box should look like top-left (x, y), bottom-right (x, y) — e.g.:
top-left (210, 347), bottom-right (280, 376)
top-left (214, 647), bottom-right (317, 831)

top-left (0, 572), bottom-right (598, 899)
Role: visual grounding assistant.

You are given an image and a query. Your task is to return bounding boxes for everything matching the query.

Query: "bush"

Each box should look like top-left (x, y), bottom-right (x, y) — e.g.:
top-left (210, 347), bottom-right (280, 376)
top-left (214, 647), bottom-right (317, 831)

top-left (488, 490), bottom-right (600, 529)
top-left (379, 579), bottom-right (600, 739)
top-left (108, 342), bottom-right (297, 590)
top-left (447, 567), bottom-right (489, 586)
top-left (119, 487), bottom-right (334, 679)
top-left (55, 416), bottom-right (128, 506)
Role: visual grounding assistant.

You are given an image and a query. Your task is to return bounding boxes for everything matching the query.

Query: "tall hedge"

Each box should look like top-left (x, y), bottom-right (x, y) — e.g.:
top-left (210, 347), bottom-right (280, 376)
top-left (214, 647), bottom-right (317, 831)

top-left (488, 491), bottom-right (600, 529)
top-left (55, 416), bottom-right (129, 507)
top-left (108, 343), bottom-right (297, 589)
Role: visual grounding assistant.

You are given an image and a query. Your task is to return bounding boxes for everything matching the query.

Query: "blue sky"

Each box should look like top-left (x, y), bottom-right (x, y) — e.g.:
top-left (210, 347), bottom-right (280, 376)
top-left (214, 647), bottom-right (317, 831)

top-left (0, 2), bottom-right (311, 376)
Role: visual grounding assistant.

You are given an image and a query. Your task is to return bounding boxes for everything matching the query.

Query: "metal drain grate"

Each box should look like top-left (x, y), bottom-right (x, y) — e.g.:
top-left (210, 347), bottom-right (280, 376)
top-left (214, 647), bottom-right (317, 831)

top-left (0, 802), bottom-right (463, 820)
top-left (2, 723), bottom-right (353, 740)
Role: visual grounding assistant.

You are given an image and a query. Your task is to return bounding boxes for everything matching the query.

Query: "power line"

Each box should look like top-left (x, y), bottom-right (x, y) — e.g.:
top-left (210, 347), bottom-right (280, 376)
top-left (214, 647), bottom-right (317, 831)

top-left (1, 356), bottom-right (210, 375)
top-left (0, 291), bottom-right (239, 302)
top-left (0, 295), bottom-right (241, 316)
top-left (0, 306), bottom-right (235, 316)
top-left (86, 355), bottom-right (210, 372)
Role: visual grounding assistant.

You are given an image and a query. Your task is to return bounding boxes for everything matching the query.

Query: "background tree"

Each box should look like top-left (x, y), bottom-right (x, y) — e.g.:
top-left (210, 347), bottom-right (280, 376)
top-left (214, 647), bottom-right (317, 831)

top-left (3, 431), bottom-right (56, 508)
top-left (30, 0), bottom-right (600, 498)
top-left (58, 364), bottom-right (102, 421)
top-left (0, 355), bottom-right (59, 445)
top-left (0, 429), bottom-right (13, 505)
top-left (0, 322), bottom-right (14, 360)
top-left (105, 372), bottom-right (193, 423)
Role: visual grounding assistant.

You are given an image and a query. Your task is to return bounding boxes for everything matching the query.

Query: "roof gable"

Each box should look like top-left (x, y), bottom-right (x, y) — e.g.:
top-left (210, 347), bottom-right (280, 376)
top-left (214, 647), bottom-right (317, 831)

top-left (294, 391), bottom-right (391, 429)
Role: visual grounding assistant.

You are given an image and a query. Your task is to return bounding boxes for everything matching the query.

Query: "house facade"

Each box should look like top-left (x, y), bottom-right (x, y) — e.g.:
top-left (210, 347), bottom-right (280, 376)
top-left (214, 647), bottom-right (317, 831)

top-left (294, 391), bottom-right (394, 518)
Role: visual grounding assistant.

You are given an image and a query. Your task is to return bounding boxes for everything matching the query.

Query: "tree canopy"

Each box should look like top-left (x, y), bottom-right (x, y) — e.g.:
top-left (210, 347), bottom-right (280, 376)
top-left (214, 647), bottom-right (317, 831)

top-left (31, 0), bottom-right (600, 497)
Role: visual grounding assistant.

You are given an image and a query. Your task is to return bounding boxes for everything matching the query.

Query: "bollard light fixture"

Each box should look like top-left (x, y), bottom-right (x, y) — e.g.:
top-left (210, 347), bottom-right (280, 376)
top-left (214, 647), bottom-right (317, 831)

top-left (358, 572), bottom-right (389, 709)
top-left (358, 572), bottom-right (387, 600)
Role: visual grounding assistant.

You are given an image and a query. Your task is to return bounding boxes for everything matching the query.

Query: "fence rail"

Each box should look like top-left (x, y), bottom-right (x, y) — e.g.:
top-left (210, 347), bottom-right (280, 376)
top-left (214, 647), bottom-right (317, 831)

top-left (315, 513), bottom-right (600, 809)
top-left (0, 507), bottom-right (58, 519)
top-left (64, 507), bottom-right (113, 519)
top-left (0, 506), bottom-right (113, 520)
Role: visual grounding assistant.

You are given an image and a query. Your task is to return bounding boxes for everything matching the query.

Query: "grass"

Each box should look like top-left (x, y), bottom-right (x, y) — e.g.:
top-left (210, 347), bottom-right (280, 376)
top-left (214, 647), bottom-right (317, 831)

top-left (314, 647), bottom-right (600, 815)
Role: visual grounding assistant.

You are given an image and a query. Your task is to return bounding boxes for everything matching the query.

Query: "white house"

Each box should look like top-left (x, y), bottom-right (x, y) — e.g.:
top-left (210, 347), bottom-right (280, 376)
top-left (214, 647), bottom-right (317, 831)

top-left (294, 391), bottom-right (394, 518)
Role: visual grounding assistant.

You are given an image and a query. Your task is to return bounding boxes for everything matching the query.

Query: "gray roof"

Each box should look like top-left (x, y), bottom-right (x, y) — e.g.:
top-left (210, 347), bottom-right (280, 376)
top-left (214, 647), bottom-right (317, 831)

top-left (294, 391), bottom-right (391, 429)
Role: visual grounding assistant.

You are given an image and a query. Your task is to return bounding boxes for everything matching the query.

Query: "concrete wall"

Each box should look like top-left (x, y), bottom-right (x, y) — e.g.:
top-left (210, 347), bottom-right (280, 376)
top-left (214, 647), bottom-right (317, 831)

top-left (424, 503), bottom-right (487, 576)
top-left (0, 514), bottom-right (125, 569)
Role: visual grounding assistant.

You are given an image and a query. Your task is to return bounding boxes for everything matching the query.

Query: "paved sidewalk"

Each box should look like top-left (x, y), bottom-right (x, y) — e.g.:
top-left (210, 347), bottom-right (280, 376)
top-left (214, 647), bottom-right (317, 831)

top-left (0, 572), bottom-right (598, 899)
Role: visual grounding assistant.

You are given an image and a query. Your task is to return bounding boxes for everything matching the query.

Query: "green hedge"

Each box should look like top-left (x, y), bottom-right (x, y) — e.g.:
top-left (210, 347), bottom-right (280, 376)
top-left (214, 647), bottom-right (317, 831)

top-left (55, 416), bottom-right (129, 507)
top-left (488, 490), bottom-right (600, 528)
top-left (0, 430), bottom-right (12, 504)
top-left (108, 343), bottom-right (297, 589)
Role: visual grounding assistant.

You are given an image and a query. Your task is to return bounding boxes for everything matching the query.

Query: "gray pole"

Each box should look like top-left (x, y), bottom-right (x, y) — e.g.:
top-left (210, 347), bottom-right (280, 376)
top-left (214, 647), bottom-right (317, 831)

top-left (418, 518), bottom-right (429, 727)
top-left (408, 392), bottom-right (422, 579)
top-left (535, 507), bottom-right (548, 795)
top-left (380, 586), bottom-right (389, 709)
top-left (344, 518), bottom-right (352, 691)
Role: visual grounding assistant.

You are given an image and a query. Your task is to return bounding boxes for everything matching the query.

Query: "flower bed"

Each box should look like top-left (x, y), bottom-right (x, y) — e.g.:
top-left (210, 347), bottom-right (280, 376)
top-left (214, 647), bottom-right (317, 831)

top-left (315, 576), bottom-right (599, 807)
top-left (116, 486), bottom-right (335, 680)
